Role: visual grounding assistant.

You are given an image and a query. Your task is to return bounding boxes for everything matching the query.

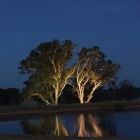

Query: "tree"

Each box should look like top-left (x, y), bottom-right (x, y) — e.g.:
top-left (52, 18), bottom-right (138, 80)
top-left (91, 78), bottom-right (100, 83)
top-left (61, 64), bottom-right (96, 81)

top-left (74, 47), bottom-right (119, 103)
top-left (19, 40), bottom-right (76, 105)
top-left (21, 115), bottom-right (68, 136)
top-left (0, 88), bottom-right (21, 105)
top-left (118, 80), bottom-right (135, 100)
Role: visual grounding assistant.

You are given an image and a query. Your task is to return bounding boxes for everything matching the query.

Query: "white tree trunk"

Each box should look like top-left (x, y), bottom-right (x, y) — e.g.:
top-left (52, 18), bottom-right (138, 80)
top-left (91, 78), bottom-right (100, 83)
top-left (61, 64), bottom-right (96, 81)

top-left (86, 83), bottom-right (101, 103)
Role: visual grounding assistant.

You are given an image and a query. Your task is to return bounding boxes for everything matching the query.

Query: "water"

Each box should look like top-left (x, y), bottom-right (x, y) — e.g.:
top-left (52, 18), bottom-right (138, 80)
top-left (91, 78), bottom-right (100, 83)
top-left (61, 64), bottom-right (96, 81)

top-left (0, 111), bottom-right (140, 138)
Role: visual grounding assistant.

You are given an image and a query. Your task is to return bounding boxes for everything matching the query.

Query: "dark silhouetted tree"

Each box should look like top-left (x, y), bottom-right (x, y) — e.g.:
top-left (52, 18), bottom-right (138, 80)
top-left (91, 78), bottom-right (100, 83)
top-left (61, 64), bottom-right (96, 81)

top-left (117, 80), bottom-right (135, 100)
top-left (0, 88), bottom-right (21, 105)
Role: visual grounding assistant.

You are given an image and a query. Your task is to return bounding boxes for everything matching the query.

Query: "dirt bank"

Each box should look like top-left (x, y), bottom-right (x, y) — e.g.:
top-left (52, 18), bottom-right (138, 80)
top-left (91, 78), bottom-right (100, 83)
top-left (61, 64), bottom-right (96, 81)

top-left (0, 100), bottom-right (140, 119)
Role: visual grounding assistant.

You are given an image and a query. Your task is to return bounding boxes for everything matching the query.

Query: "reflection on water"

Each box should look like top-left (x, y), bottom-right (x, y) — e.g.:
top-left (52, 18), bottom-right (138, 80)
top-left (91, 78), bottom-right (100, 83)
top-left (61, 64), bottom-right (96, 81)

top-left (0, 112), bottom-right (140, 138)
top-left (21, 113), bottom-right (115, 137)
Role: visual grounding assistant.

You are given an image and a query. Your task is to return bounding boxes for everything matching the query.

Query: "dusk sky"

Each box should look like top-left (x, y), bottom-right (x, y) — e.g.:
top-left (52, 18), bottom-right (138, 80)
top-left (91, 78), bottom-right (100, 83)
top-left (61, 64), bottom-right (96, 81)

top-left (0, 0), bottom-right (140, 89)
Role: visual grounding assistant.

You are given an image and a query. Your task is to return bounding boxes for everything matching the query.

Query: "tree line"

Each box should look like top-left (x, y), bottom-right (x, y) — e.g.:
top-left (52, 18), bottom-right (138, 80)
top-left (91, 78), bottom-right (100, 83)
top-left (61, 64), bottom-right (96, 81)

top-left (19, 40), bottom-right (119, 105)
top-left (0, 40), bottom-right (139, 106)
top-left (0, 80), bottom-right (139, 105)
top-left (0, 88), bottom-right (20, 105)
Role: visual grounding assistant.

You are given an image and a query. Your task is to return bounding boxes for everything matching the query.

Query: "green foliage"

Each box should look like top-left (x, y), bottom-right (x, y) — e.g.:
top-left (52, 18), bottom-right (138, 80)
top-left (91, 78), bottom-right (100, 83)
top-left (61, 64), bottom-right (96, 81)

top-left (19, 40), bottom-right (76, 105)
top-left (74, 46), bottom-right (119, 103)
top-left (19, 40), bottom-right (119, 105)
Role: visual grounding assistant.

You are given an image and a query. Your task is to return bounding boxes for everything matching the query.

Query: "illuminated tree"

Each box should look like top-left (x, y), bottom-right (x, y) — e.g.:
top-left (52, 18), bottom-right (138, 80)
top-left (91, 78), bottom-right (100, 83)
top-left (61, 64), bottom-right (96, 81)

top-left (74, 47), bottom-right (119, 103)
top-left (19, 40), bottom-right (76, 105)
top-left (76, 114), bottom-right (105, 137)
top-left (21, 116), bottom-right (68, 136)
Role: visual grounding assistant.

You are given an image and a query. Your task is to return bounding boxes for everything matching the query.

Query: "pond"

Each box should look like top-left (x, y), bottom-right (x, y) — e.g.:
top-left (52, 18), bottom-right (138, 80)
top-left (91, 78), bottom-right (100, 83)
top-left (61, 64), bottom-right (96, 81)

top-left (0, 111), bottom-right (140, 139)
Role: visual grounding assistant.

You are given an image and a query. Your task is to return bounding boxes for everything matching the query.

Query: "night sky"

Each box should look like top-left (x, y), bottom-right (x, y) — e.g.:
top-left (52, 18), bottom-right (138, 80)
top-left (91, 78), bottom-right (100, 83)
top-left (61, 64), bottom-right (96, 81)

top-left (0, 0), bottom-right (140, 89)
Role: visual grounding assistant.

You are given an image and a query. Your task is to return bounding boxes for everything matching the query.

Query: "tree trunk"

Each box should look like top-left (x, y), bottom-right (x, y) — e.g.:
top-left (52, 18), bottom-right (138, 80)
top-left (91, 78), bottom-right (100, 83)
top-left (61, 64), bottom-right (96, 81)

top-left (86, 83), bottom-right (101, 103)
top-left (79, 87), bottom-right (84, 104)
top-left (54, 82), bottom-right (59, 105)
top-left (55, 94), bottom-right (58, 105)
top-left (54, 89), bottom-right (59, 105)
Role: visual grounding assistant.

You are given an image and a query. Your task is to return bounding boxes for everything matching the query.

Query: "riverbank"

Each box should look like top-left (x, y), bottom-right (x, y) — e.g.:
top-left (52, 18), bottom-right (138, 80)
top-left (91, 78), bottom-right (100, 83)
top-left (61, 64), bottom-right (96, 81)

top-left (0, 134), bottom-right (138, 140)
top-left (0, 100), bottom-right (140, 140)
top-left (0, 100), bottom-right (140, 119)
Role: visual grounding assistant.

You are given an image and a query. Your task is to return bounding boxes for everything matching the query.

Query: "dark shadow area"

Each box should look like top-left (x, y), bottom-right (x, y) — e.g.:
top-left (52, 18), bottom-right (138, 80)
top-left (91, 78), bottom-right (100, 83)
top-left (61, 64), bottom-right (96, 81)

top-left (0, 88), bottom-right (21, 105)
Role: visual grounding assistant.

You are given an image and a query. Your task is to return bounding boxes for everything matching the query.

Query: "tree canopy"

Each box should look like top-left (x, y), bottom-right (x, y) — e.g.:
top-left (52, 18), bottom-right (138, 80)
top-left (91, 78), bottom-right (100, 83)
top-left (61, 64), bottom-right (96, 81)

top-left (19, 40), bottom-right (76, 105)
top-left (19, 40), bottom-right (119, 105)
top-left (74, 47), bottom-right (119, 103)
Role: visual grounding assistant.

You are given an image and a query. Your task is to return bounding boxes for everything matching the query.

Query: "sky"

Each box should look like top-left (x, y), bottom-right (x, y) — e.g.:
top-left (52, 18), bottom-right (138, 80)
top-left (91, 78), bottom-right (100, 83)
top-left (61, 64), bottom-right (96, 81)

top-left (0, 0), bottom-right (140, 89)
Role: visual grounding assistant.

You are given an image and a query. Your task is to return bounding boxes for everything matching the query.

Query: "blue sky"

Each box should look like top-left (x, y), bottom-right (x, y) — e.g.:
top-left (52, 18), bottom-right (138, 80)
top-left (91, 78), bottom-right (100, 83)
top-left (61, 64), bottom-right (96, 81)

top-left (0, 0), bottom-right (140, 88)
